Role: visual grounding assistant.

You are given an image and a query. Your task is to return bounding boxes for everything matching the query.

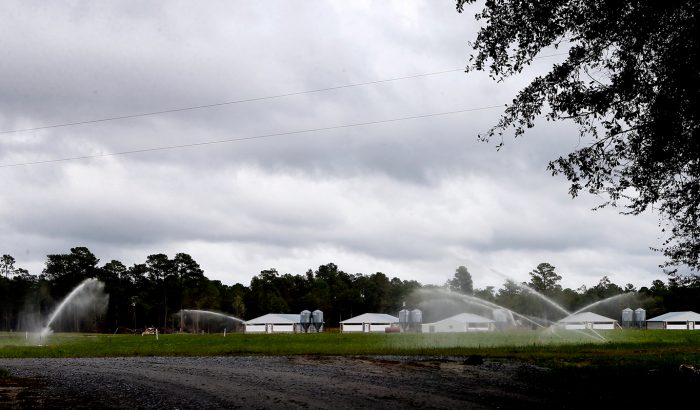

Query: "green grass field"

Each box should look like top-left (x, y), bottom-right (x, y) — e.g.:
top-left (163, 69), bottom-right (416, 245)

top-left (2, 329), bottom-right (700, 370)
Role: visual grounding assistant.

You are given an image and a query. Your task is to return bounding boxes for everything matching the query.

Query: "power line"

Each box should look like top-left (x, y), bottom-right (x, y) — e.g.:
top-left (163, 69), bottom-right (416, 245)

top-left (0, 53), bottom-right (568, 135)
top-left (1, 69), bottom-right (463, 135)
top-left (0, 105), bottom-right (504, 168)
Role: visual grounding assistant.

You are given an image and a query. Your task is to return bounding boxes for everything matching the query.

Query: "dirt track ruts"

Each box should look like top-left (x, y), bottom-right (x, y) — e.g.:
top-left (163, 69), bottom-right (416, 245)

top-left (2, 355), bottom-right (697, 409)
top-left (0, 355), bottom-right (555, 409)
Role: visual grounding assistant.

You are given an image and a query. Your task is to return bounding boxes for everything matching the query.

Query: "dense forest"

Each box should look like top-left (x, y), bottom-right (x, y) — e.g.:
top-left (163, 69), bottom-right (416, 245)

top-left (1, 247), bottom-right (699, 333)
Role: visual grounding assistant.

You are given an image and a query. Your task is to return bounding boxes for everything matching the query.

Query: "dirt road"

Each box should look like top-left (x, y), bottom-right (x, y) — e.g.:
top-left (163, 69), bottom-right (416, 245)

top-left (0, 355), bottom-right (554, 409)
top-left (0, 355), bottom-right (695, 409)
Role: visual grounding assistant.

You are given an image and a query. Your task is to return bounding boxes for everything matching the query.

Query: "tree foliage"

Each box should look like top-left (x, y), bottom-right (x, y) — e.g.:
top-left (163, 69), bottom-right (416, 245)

top-left (1, 254), bottom-right (18, 278)
top-left (456, 0), bottom-right (700, 271)
top-left (447, 265), bottom-right (474, 294)
top-left (528, 262), bottom-right (562, 295)
top-left (3, 249), bottom-right (700, 332)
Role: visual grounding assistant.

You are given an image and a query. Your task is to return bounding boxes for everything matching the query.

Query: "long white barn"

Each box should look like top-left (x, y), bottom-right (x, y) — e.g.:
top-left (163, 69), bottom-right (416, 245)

top-left (340, 313), bottom-right (398, 333)
top-left (556, 312), bottom-right (618, 330)
top-left (646, 311), bottom-right (700, 330)
top-left (421, 313), bottom-right (495, 333)
top-left (244, 313), bottom-right (301, 333)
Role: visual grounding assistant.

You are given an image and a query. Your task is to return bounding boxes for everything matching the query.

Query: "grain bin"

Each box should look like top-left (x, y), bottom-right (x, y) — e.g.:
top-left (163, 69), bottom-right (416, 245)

top-left (312, 310), bottom-right (324, 332)
top-left (398, 309), bottom-right (410, 331)
top-left (300, 310), bottom-right (311, 332)
top-left (634, 308), bottom-right (646, 328)
top-left (409, 309), bottom-right (422, 332)
top-left (621, 308), bottom-right (633, 328)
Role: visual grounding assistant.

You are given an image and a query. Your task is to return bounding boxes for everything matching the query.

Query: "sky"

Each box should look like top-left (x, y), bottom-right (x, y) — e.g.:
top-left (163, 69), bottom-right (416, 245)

top-left (0, 0), bottom-right (681, 291)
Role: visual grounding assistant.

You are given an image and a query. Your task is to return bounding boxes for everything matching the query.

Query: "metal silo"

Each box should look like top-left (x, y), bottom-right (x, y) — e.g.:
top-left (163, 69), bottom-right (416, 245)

top-left (634, 308), bottom-right (646, 328)
top-left (312, 310), bottom-right (324, 332)
top-left (398, 309), bottom-right (410, 331)
top-left (300, 310), bottom-right (311, 333)
top-left (409, 309), bottom-right (422, 332)
top-left (621, 308), bottom-right (633, 328)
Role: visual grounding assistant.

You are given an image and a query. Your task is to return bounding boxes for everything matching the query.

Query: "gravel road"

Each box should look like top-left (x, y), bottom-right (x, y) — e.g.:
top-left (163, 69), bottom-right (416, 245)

top-left (1, 355), bottom-right (696, 409)
top-left (0, 356), bottom-right (553, 409)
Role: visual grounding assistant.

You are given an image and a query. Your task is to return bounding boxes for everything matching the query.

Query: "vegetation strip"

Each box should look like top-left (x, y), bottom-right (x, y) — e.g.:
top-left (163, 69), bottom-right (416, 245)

top-left (2, 331), bottom-right (700, 371)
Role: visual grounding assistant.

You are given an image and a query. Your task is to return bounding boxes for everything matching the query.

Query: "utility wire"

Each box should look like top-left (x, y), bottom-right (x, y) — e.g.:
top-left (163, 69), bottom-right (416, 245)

top-left (0, 53), bottom-right (567, 135)
top-left (0, 69), bottom-right (463, 135)
top-left (0, 105), bottom-right (504, 168)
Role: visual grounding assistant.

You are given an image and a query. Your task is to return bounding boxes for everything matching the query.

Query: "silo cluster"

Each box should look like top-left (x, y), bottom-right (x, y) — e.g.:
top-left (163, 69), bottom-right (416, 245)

top-left (398, 308), bottom-right (422, 332)
top-left (621, 307), bottom-right (646, 328)
top-left (300, 309), bottom-right (324, 333)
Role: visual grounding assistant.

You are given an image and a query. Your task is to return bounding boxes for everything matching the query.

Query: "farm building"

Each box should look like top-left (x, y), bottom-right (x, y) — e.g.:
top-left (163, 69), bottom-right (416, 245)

top-left (556, 312), bottom-right (618, 330)
top-left (340, 313), bottom-right (398, 333)
top-left (646, 311), bottom-right (700, 330)
top-left (244, 313), bottom-right (301, 333)
top-left (421, 313), bottom-right (495, 333)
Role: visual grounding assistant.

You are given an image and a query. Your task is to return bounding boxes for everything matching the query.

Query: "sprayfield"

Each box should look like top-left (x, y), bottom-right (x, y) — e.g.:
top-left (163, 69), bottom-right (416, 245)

top-left (1, 330), bottom-right (700, 371)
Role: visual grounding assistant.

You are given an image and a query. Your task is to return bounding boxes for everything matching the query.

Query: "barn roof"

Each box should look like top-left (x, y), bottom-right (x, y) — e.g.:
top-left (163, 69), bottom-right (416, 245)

top-left (646, 311), bottom-right (700, 322)
top-left (339, 313), bottom-right (398, 324)
top-left (430, 313), bottom-right (495, 324)
top-left (558, 312), bottom-right (617, 323)
top-left (245, 313), bottom-right (300, 324)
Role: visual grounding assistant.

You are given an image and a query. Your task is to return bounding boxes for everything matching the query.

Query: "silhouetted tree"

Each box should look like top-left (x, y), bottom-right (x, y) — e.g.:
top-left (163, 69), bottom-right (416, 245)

top-left (495, 280), bottom-right (529, 316)
top-left (447, 266), bottom-right (474, 295)
top-left (456, 0), bottom-right (700, 271)
top-left (528, 263), bottom-right (562, 295)
top-left (590, 276), bottom-right (624, 300)
top-left (42, 247), bottom-right (100, 300)
top-left (1, 254), bottom-right (18, 278)
top-left (357, 272), bottom-right (391, 313)
top-left (246, 269), bottom-right (290, 318)
top-left (98, 260), bottom-right (128, 332)
top-left (473, 286), bottom-right (496, 302)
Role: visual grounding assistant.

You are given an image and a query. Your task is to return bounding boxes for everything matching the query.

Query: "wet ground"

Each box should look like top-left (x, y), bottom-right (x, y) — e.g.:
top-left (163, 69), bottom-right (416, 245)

top-left (0, 355), bottom-right (696, 409)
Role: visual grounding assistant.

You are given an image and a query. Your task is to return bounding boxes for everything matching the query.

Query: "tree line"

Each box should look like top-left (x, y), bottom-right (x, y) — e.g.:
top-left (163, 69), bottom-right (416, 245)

top-left (1, 248), bottom-right (699, 333)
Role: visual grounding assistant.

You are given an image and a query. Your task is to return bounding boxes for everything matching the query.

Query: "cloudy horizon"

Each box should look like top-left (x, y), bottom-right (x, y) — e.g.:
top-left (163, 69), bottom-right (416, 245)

top-left (0, 1), bottom-right (685, 292)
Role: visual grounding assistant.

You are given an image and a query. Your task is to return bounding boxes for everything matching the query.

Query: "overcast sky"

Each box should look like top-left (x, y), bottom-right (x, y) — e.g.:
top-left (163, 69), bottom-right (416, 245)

top-left (0, 0), bottom-right (681, 291)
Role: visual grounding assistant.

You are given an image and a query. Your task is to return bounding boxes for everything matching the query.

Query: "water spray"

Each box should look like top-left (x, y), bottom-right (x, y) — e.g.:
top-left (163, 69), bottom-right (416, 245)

top-left (38, 278), bottom-right (109, 341)
top-left (177, 309), bottom-right (244, 334)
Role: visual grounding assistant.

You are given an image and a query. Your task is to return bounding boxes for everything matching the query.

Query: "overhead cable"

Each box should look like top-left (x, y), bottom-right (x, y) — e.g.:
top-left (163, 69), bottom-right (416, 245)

top-left (0, 105), bottom-right (504, 168)
top-left (0, 53), bottom-right (567, 135)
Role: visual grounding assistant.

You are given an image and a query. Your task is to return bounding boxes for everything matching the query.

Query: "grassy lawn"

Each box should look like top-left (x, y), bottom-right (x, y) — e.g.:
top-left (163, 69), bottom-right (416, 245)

top-left (2, 329), bottom-right (700, 370)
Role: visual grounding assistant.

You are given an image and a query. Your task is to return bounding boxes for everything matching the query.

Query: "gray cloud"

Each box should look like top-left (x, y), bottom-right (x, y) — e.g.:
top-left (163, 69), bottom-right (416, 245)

top-left (0, 1), bottom-right (677, 292)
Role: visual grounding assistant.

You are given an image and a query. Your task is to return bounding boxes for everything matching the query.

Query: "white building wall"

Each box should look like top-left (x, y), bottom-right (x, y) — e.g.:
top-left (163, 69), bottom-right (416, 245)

top-left (647, 321), bottom-right (700, 330)
top-left (434, 319), bottom-right (464, 333)
top-left (562, 322), bottom-right (615, 330)
top-left (667, 323), bottom-right (687, 330)
top-left (592, 323), bottom-right (615, 330)
top-left (245, 323), bottom-right (299, 333)
top-left (245, 324), bottom-right (266, 333)
top-left (467, 323), bottom-right (493, 331)
top-left (341, 323), bottom-right (393, 332)
top-left (369, 323), bottom-right (391, 332)
top-left (341, 324), bottom-right (364, 332)
top-left (421, 320), bottom-right (493, 333)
